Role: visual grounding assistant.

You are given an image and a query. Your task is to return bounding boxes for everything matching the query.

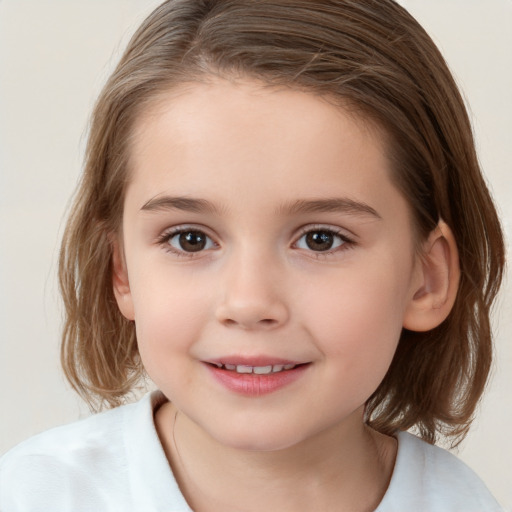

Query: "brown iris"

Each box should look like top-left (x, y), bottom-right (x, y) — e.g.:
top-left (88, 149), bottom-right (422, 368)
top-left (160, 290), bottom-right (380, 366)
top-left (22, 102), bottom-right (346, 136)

top-left (178, 231), bottom-right (207, 252)
top-left (305, 231), bottom-right (335, 251)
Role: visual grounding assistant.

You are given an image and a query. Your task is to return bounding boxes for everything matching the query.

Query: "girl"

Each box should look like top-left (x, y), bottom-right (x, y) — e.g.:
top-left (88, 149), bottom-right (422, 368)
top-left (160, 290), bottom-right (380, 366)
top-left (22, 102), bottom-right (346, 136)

top-left (0, 0), bottom-right (506, 510)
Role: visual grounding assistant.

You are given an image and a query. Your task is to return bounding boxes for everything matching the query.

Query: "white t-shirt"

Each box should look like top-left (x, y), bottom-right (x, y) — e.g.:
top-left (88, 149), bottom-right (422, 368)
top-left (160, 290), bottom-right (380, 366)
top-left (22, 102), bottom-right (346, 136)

top-left (0, 391), bottom-right (503, 512)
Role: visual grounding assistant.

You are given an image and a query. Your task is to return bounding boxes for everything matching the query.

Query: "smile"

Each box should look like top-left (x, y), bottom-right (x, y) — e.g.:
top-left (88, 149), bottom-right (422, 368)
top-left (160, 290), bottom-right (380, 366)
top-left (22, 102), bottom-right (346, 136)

top-left (212, 363), bottom-right (298, 374)
top-left (205, 361), bottom-right (310, 396)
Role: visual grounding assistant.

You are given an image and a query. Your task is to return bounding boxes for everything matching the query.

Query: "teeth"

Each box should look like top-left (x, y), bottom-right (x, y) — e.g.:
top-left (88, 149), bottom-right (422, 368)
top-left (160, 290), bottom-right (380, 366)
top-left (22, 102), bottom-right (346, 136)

top-left (215, 363), bottom-right (298, 374)
top-left (253, 365), bottom-right (273, 375)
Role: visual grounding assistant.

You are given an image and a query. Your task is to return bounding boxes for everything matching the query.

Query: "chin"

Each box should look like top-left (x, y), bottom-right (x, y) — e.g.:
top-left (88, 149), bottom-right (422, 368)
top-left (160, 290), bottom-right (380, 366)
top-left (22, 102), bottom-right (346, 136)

top-left (206, 419), bottom-right (313, 453)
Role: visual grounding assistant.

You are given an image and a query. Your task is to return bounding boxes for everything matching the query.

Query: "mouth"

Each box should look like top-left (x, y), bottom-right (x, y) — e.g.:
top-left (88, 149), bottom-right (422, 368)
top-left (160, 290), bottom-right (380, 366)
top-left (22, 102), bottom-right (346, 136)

top-left (208, 362), bottom-right (302, 375)
top-left (204, 359), bottom-right (311, 396)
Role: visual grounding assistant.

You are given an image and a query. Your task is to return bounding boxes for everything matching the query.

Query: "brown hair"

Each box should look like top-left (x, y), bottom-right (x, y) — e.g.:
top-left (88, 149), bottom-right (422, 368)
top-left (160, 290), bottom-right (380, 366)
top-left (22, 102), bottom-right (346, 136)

top-left (59, 0), bottom-right (505, 446)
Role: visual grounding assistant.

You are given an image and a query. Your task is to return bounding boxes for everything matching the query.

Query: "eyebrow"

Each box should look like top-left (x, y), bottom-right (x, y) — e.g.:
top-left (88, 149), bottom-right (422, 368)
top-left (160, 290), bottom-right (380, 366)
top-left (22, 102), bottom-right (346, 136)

top-left (140, 195), bottom-right (381, 219)
top-left (141, 196), bottom-right (220, 214)
top-left (278, 198), bottom-right (381, 219)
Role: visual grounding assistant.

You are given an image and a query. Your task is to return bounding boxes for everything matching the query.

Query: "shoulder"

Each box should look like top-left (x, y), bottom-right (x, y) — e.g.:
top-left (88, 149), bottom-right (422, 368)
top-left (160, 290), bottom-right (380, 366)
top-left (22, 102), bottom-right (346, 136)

top-left (377, 431), bottom-right (503, 512)
top-left (0, 396), bottom-right (144, 511)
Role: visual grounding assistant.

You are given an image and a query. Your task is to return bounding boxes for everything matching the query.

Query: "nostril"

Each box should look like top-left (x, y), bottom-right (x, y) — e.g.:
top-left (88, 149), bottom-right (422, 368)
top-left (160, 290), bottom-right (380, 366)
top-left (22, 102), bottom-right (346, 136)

top-left (221, 317), bottom-right (278, 330)
top-left (215, 297), bottom-right (289, 330)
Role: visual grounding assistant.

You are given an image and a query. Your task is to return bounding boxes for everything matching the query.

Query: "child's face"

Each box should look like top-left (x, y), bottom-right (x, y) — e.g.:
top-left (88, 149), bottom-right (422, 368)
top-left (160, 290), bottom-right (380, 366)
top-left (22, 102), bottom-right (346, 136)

top-left (115, 78), bottom-right (424, 451)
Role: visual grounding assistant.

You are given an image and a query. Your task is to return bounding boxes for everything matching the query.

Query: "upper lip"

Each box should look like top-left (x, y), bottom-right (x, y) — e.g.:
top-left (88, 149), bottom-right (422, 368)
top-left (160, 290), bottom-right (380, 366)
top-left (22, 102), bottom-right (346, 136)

top-left (205, 356), bottom-right (307, 367)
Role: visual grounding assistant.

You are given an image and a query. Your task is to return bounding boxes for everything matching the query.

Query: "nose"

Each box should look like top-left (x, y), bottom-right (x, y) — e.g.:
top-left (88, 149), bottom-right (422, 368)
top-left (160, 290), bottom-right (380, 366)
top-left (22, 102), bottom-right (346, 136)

top-left (215, 250), bottom-right (290, 330)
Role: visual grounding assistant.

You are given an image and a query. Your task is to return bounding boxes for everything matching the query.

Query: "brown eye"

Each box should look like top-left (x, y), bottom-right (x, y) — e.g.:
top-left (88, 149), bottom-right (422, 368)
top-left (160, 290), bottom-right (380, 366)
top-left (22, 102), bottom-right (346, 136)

top-left (306, 231), bottom-right (334, 251)
top-left (179, 231), bottom-right (206, 252)
top-left (167, 230), bottom-right (214, 253)
top-left (296, 229), bottom-right (347, 252)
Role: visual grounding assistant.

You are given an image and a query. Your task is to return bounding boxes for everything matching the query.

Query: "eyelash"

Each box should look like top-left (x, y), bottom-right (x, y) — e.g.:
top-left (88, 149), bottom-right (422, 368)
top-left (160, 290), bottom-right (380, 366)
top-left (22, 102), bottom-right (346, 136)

top-left (156, 225), bottom-right (356, 258)
top-left (294, 225), bottom-right (356, 257)
top-left (156, 226), bottom-right (218, 258)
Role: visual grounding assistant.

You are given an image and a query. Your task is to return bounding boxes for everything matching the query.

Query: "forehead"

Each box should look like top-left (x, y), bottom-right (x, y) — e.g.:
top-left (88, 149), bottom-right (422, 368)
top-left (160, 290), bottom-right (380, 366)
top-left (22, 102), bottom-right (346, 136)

top-left (132, 78), bottom-right (384, 146)
top-left (125, 77), bottom-right (408, 225)
top-left (131, 79), bottom-right (386, 175)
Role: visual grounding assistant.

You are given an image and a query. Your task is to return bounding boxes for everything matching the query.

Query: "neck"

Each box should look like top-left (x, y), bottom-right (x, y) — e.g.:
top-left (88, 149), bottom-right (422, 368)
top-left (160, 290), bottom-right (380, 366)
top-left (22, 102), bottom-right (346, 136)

top-left (155, 401), bottom-right (396, 512)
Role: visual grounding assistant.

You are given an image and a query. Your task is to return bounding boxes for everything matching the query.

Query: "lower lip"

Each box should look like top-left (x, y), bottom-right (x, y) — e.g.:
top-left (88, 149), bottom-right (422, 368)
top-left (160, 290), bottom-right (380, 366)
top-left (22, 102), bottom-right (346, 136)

top-left (206, 364), bottom-right (310, 396)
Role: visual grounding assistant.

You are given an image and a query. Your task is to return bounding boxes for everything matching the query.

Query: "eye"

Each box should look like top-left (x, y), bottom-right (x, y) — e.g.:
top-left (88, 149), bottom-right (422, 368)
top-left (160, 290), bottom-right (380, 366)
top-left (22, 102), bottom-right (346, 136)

top-left (164, 229), bottom-right (216, 254)
top-left (295, 228), bottom-right (350, 252)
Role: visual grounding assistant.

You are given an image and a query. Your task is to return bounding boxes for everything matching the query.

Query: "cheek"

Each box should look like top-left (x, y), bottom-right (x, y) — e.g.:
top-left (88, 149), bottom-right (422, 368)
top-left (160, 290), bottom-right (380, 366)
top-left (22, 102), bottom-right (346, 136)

top-left (134, 301), bottom-right (202, 395)
top-left (129, 271), bottom-right (211, 373)
top-left (297, 269), bottom-right (407, 382)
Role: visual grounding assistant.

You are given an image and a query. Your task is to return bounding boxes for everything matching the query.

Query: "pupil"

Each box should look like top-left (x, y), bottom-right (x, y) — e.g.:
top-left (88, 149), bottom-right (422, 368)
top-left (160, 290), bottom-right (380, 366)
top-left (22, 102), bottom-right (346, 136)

top-left (306, 231), bottom-right (333, 251)
top-left (179, 231), bottom-right (206, 252)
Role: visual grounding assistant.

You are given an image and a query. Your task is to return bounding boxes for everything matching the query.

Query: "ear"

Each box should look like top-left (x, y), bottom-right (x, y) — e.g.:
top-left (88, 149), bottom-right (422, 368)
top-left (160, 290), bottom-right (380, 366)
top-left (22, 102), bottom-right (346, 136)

top-left (111, 236), bottom-right (135, 321)
top-left (403, 220), bottom-right (460, 332)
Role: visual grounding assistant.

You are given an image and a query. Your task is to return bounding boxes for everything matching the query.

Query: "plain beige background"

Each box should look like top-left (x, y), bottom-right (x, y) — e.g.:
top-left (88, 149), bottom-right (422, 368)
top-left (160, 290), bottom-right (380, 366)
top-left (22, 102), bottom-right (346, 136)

top-left (0, 0), bottom-right (511, 508)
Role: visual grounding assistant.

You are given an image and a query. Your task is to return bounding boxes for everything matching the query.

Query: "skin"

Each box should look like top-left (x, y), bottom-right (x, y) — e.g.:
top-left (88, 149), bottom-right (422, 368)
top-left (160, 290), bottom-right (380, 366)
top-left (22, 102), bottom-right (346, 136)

top-left (113, 77), bottom-right (459, 512)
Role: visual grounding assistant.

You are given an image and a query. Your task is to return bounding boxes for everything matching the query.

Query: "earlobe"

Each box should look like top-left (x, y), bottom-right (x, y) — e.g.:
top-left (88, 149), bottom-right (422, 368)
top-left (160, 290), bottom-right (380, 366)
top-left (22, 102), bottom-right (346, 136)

top-left (403, 221), bottom-right (460, 332)
top-left (111, 237), bottom-right (135, 321)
